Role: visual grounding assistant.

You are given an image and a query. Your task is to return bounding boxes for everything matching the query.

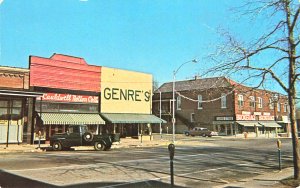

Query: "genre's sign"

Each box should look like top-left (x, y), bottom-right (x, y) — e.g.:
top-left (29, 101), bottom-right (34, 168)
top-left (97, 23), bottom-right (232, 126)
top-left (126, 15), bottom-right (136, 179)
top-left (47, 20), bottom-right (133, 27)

top-left (103, 88), bottom-right (150, 102)
top-left (101, 67), bottom-right (152, 113)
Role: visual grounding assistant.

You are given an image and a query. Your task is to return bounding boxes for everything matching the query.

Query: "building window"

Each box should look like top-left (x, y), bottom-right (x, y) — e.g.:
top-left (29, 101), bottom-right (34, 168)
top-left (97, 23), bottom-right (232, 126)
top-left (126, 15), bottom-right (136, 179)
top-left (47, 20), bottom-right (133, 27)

top-left (221, 93), bottom-right (226, 108)
top-left (191, 113), bottom-right (195, 122)
top-left (177, 96), bottom-right (181, 110)
top-left (269, 98), bottom-right (274, 109)
top-left (284, 103), bottom-right (288, 112)
top-left (277, 102), bottom-right (281, 112)
top-left (238, 95), bottom-right (244, 107)
top-left (258, 97), bottom-right (263, 108)
top-left (249, 96), bottom-right (255, 108)
top-left (198, 95), bottom-right (203, 109)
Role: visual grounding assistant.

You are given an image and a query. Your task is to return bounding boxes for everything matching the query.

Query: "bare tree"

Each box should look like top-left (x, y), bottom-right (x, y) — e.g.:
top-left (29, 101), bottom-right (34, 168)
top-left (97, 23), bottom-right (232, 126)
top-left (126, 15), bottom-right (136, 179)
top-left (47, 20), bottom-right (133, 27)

top-left (207, 0), bottom-right (300, 179)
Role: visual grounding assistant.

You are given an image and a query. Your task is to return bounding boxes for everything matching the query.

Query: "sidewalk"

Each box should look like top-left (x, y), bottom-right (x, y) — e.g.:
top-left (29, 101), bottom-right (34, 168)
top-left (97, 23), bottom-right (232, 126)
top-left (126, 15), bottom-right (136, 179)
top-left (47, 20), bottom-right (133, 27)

top-left (213, 167), bottom-right (294, 188)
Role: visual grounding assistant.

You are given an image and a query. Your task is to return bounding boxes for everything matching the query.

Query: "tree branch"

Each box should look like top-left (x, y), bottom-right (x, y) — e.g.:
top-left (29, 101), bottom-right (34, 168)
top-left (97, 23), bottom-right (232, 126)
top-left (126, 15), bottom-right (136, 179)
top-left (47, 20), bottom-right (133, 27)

top-left (291, 6), bottom-right (300, 31)
top-left (239, 65), bottom-right (288, 92)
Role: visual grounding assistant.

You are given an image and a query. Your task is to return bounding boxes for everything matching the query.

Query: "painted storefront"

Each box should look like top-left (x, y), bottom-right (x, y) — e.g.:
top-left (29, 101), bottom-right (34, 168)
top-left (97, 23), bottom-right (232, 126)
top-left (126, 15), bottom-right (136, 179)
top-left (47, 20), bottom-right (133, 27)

top-left (30, 54), bottom-right (105, 141)
top-left (100, 67), bottom-right (165, 137)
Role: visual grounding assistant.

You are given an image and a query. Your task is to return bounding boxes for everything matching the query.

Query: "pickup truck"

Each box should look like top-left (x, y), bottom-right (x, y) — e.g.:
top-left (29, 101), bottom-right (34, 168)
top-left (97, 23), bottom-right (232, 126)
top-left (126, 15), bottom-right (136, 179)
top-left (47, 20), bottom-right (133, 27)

top-left (50, 124), bottom-right (120, 151)
top-left (183, 127), bottom-right (218, 137)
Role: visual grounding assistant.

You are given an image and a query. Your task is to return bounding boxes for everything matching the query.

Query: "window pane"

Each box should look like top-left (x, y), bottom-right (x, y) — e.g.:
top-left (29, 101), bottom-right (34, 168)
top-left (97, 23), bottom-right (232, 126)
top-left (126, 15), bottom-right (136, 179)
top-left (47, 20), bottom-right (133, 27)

top-left (0, 108), bottom-right (8, 116)
top-left (221, 93), bottom-right (226, 108)
top-left (198, 95), bottom-right (202, 109)
top-left (0, 101), bottom-right (8, 107)
top-left (13, 100), bottom-right (22, 107)
top-left (177, 96), bottom-right (181, 110)
top-left (12, 108), bottom-right (21, 115)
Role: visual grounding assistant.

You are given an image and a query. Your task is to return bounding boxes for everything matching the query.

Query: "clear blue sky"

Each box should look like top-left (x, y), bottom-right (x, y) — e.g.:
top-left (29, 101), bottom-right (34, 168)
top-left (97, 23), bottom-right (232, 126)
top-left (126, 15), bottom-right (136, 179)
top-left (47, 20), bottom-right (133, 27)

top-left (0, 0), bottom-right (289, 93)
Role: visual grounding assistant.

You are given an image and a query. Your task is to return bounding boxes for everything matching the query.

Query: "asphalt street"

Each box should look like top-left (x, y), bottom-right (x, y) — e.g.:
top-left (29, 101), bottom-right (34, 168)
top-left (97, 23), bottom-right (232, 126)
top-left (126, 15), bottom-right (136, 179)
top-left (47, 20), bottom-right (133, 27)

top-left (0, 137), bottom-right (294, 188)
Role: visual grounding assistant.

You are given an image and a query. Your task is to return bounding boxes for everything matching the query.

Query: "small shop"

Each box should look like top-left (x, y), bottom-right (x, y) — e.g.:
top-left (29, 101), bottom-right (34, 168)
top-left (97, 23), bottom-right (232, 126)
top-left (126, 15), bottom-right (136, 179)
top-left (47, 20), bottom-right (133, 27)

top-left (29, 54), bottom-right (104, 142)
top-left (0, 90), bottom-right (42, 144)
top-left (100, 67), bottom-right (166, 138)
top-left (35, 92), bottom-right (105, 142)
top-left (100, 113), bottom-right (166, 137)
top-left (213, 116), bottom-right (235, 135)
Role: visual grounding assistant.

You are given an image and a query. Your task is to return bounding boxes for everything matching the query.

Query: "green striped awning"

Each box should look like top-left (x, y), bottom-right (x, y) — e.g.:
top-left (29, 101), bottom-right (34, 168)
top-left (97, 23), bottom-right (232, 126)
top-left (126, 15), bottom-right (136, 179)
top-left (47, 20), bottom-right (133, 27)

top-left (236, 121), bottom-right (262, 127)
top-left (100, 113), bottom-right (167, 124)
top-left (39, 113), bottom-right (105, 125)
top-left (258, 121), bottom-right (281, 128)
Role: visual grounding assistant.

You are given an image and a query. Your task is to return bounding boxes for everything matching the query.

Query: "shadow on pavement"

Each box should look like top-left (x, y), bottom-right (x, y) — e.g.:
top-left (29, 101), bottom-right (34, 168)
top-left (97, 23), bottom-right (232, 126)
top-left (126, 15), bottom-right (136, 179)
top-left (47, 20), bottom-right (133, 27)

top-left (0, 170), bottom-right (56, 188)
top-left (0, 170), bottom-right (185, 188)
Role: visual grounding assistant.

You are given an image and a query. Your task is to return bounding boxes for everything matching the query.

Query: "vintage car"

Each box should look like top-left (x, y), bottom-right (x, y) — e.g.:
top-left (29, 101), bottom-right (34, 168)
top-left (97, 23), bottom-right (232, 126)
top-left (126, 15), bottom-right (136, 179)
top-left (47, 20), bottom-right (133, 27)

top-left (50, 124), bottom-right (120, 151)
top-left (184, 127), bottom-right (218, 137)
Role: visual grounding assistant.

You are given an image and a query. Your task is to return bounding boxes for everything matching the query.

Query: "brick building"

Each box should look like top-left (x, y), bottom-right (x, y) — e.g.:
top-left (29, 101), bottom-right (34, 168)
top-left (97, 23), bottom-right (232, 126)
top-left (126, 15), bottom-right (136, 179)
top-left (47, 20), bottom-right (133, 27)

top-left (0, 66), bottom-right (42, 144)
top-left (152, 77), bottom-right (290, 136)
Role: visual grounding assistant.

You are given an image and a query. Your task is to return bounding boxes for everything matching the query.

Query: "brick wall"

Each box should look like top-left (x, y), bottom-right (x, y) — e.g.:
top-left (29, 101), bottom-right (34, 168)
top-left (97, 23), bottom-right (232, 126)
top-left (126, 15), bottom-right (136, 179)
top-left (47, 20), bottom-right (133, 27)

top-left (0, 67), bottom-right (29, 90)
top-left (234, 86), bottom-right (289, 119)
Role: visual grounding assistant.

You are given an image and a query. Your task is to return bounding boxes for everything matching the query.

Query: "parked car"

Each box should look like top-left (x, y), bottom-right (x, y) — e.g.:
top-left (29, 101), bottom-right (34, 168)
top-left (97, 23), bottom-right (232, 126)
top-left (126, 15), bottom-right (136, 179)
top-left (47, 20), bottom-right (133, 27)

top-left (50, 124), bottom-right (120, 151)
top-left (184, 127), bottom-right (218, 137)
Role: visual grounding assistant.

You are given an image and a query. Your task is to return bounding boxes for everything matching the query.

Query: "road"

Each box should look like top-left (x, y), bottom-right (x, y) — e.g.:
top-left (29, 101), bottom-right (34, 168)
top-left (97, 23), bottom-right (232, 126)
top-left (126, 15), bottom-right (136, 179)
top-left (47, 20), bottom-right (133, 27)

top-left (0, 137), bottom-right (294, 188)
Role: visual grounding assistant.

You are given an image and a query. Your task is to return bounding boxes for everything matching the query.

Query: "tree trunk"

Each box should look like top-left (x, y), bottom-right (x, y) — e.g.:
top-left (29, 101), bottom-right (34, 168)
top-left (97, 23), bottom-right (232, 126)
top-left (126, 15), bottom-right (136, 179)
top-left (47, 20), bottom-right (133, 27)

top-left (285, 0), bottom-right (300, 179)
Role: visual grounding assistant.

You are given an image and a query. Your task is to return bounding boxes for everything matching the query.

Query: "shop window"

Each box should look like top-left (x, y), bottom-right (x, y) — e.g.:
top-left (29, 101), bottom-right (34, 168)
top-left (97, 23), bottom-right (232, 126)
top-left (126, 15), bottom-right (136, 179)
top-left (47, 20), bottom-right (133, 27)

top-left (249, 96), bottom-right (255, 108)
top-left (269, 98), bottom-right (274, 109)
top-left (12, 100), bottom-right (22, 107)
top-left (35, 101), bottom-right (98, 113)
top-left (198, 95), bottom-right (203, 109)
top-left (0, 101), bottom-right (8, 107)
top-left (238, 95), bottom-right (244, 107)
top-left (221, 93), bottom-right (227, 108)
top-left (191, 113), bottom-right (195, 122)
top-left (0, 108), bottom-right (8, 116)
top-left (177, 96), bottom-right (181, 110)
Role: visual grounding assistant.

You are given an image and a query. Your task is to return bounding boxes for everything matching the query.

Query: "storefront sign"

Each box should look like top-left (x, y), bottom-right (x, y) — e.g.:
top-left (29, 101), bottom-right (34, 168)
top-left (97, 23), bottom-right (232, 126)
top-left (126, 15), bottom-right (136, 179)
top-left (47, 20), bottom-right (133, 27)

top-left (236, 114), bottom-right (255, 120)
top-left (254, 112), bottom-right (262, 115)
top-left (103, 88), bottom-right (151, 102)
top-left (216, 116), bottom-right (234, 121)
top-left (263, 112), bottom-right (271, 116)
top-left (37, 93), bottom-right (98, 103)
top-left (258, 115), bottom-right (275, 121)
top-left (0, 120), bottom-right (8, 124)
top-left (101, 67), bottom-right (152, 114)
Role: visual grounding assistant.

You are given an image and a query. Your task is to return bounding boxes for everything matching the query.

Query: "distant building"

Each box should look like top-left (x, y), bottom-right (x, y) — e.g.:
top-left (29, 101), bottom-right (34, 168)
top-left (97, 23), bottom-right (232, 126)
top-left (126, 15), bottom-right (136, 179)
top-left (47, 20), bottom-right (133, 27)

top-left (152, 77), bottom-right (290, 136)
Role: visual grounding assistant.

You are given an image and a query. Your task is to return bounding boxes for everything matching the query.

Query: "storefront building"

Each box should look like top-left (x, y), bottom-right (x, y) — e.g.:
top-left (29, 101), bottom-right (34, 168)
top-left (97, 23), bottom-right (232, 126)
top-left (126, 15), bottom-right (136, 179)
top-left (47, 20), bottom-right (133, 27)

top-left (29, 54), bottom-right (105, 142)
top-left (100, 67), bottom-right (165, 137)
top-left (0, 66), bottom-right (42, 144)
top-left (153, 76), bottom-right (289, 136)
top-left (30, 53), bottom-right (165, 141)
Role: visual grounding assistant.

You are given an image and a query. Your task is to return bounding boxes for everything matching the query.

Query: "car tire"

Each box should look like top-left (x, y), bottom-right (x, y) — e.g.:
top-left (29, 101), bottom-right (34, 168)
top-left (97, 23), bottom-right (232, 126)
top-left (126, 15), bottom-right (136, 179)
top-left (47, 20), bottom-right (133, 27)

top-left (202, 134), bottom-right (206, 137)
top-left (185, 132), bottom-right (190, 136)
top-left (52, 141), bottom-right (62, 151)
top-left (94, 141), bottom-right (105, 151)
top-left (83, 132), bottom-right (94, 142)
top-left (104, 144), bottom-right (112, 151)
